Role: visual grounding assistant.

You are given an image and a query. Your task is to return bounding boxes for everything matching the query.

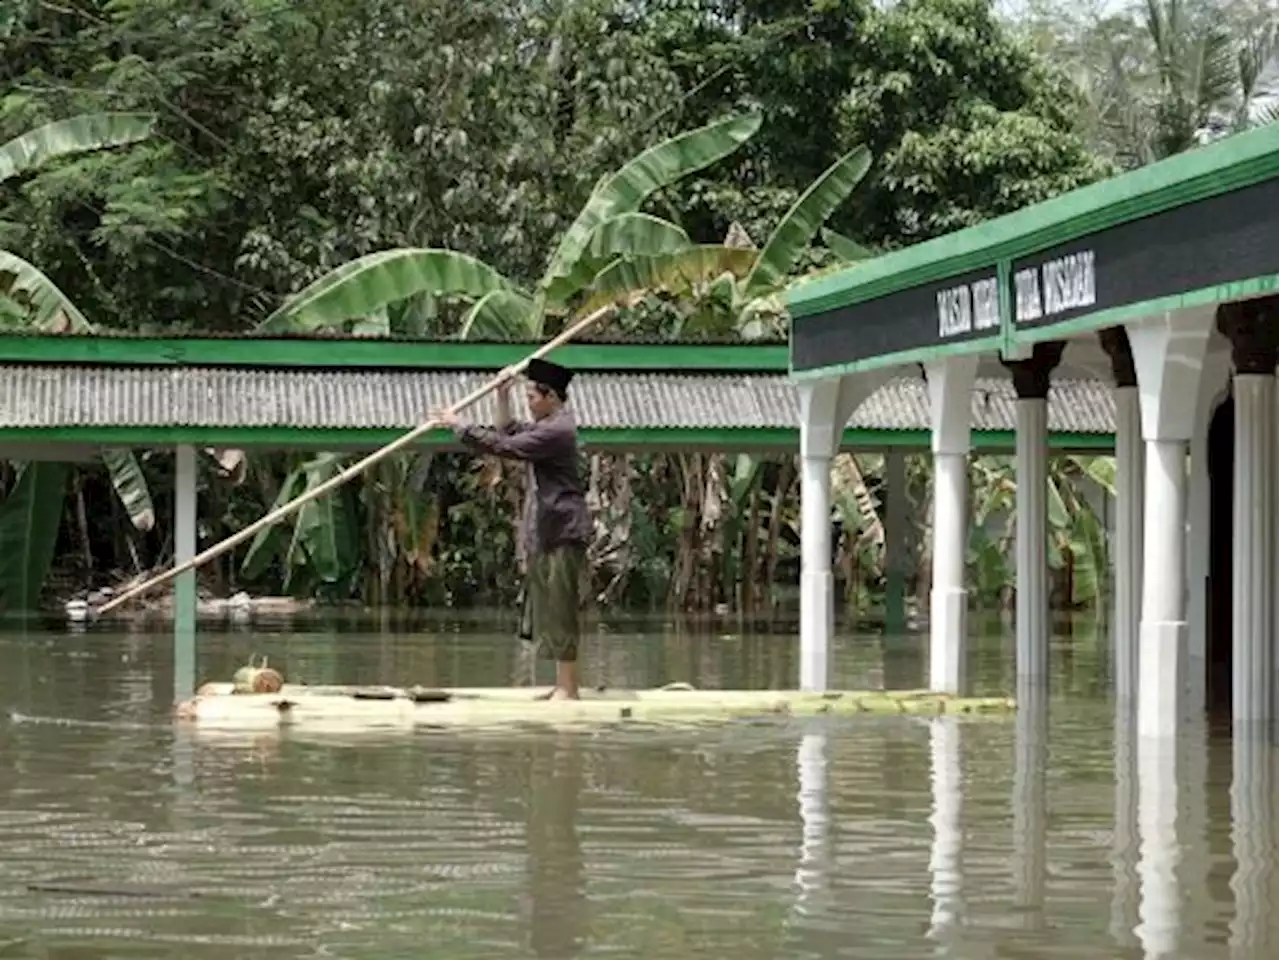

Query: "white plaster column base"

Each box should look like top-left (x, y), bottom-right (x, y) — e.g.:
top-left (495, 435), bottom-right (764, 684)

top-left (1138, 620), bottom-right (1186, 741)
top-left (1231, 374), bottom-right (1278, 730)
top-left (799, 569), bottom-right (834, 693)
top-left (929, 587), bottom-right (967, 694)
top-left (1015, 398), bottom-right (1049, 683)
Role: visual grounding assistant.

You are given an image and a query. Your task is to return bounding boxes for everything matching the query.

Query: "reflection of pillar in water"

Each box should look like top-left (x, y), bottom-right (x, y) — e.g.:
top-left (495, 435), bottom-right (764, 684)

top-left (792, 730), bottom-right (831, 914)
top-left (1109, 698), bottom-right (1140, 950)
top-left (1011, 682), bottom-right (1047, 930)
top-left (1136, 734), bottom-right (1181, 958)
top-left (527, 735), bottom-right (588, 959)
top-left (927, 717), bottom-right (964, 940)
top-left (1228, 730), bottom-right (1278, 960)
top-left (1176, 710), bottom-right (1211, 956)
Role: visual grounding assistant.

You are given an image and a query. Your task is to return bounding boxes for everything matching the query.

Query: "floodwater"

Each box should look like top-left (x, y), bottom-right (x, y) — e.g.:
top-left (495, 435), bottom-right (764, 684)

top-left (0, 612), bottom-right (1274, 959)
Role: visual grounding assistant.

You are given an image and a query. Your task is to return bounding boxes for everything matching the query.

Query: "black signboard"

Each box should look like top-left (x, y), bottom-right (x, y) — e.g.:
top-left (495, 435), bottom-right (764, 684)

top-left (791, 265), bottom-right (1001, 372)
top-left (1010, 178), bottom-right (1278, 331)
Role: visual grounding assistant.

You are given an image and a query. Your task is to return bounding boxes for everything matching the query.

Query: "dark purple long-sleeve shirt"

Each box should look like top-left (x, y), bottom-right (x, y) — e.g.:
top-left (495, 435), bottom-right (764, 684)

top-left (453, 407), bottom-right (593, 557)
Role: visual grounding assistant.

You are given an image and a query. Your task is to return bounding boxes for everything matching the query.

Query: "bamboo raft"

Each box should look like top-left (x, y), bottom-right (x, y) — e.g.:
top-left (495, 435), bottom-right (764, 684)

top-left (177, 683), bottom-right (1017, 731)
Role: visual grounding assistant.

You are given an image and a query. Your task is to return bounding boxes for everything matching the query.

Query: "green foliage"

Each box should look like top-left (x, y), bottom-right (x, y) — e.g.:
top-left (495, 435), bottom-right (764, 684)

top-left (2, 0), bottom-right (1151, 613)
top-left (0, 463), bottom-right (68, 613)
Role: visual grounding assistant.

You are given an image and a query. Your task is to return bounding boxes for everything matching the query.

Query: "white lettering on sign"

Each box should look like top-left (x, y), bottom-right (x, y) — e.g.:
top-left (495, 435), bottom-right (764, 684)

top-left (1013, 267), bottom-right (1043, 322)
top-left (936, 284), bottom-right (971, 338)
top-left (970, 277), bottom-right (1000, 331)
top-left (937, 275), bottom-right (999, 339)
top-left (1013, 249), bottom-right (1097, 323)
top-left (1041, 250), bottom-right (1096, 317)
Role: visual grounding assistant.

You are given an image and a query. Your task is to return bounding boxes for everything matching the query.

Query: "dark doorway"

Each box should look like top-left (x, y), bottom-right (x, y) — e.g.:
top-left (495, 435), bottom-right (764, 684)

top-left (1206, 393), bottom-right (1234, 715)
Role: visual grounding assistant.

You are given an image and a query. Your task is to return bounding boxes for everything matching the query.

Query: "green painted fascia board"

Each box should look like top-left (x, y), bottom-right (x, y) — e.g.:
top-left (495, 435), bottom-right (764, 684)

top-left (786, 123), bottom-right (1279, 318)
top-left (0, 335), bottom-right (790, 372)
top-left (0, 425), bottom-right (1114, 451)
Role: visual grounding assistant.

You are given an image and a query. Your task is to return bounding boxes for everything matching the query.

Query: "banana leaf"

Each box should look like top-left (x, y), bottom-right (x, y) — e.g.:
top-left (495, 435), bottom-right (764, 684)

top-left (101, 449), bottom-right (155, 532)
top-left (459, 289), bottom-right (537, 340)
top-left (0, 113), bottom-right (155, 184)
top-left (821, 228), bottom-right (876, 263)
top-left (0, 462), bottom-right (68, 614)
top-left (258, 249), bottom-right (522, 332)
top-left (288, 455), bottom-right (361, 590)
top-left (0, 251), bottom-right (92, 331)
top-left (540, 111), bottom-right (762, 292)
top-left (240, 466), bottom-right (305, 580)
top-left (743, 144), bottom-right (872, 299)
top-left (580, 246), bottom-right (757, 314)
top-left (544, 213), bottom-right (693, 304)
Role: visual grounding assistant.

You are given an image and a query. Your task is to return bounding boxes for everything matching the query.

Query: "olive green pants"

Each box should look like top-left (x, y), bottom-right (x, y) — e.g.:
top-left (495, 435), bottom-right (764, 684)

top-left (518, 544), bottom-right (585, 663)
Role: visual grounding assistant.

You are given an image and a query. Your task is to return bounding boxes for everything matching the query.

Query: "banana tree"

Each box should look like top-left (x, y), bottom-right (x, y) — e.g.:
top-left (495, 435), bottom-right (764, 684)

top-left (0, 114), bottom-right (160, 611)
top-left (577, 142), bottom-right (873, 339)
top-left (242, 113), bottom-right (770, 597)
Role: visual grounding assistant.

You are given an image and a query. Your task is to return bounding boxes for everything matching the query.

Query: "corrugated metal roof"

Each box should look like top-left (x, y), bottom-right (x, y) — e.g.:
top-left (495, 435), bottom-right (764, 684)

top-left (0, 365), bottom-right (1116, 434)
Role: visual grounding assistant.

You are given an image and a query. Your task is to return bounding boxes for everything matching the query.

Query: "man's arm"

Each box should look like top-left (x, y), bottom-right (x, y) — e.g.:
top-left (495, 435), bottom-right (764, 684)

top-left (454, 418), bottom-right (565, 461)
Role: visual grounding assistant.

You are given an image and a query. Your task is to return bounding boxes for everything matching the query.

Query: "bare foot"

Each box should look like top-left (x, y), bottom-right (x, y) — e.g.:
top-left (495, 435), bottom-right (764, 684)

top-left (533, 688), bottom-right (556, 701)
top-left (548, 687), bottom-right (580, 701)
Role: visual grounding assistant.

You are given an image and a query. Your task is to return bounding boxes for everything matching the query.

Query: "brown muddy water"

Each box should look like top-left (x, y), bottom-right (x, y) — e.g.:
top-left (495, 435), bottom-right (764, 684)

top-left (0, 612), bottom-right (1274, 959)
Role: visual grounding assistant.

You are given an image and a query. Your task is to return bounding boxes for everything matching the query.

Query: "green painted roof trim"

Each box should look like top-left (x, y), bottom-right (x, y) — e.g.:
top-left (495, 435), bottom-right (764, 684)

top-left (785, 124), bottom-right (1279, 319)
top-left (0, 425), bottom-right (1115, 451)
top-left (0, 335), bottom-right (790, 372)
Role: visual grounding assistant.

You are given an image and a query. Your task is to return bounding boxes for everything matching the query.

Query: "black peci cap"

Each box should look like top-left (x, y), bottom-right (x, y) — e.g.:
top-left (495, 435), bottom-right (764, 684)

top-left (525, 358), bottom-right (574, 397)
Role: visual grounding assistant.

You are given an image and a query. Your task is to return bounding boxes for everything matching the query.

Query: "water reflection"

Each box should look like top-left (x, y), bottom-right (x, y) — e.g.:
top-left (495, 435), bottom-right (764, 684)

top-left (1012, 680), bottom-right (1047, 931)
top-left (1110, 696), bottom-right (1141, 950)
top-left (526, 734), bottom-right (588, 958)
top-left (1229, 729), bottom-right (1277, 959)
top-left (0, 616), bottom-right (1275, 959)
top-left (927, 717), bottom-right (964, 943)
top-left (791, 729), bottom-right (831, 915)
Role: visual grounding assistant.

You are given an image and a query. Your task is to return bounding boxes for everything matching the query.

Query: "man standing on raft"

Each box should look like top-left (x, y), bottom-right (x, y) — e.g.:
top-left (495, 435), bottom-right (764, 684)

top-left (431, 358), bottom-right (592, 701)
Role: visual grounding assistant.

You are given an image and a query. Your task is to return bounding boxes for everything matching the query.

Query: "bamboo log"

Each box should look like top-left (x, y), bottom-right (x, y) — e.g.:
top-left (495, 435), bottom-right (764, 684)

top-left (94, 302), bottom-right (621, 616)
top-left (176, 685), bottom-right (1017, 730)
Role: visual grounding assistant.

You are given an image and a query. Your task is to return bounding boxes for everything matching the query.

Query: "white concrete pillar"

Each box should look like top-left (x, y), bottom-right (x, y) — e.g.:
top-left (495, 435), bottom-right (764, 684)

top-left (1231, 373), bottom-right (1277, 730)
top-left (924, 356), bottom-right (978, 694)
top-left (1127, 310), bottom-right (1213, 960)
top-left (1099, 329), bottom-right (1144, 704)
top-left (1215, 297), bottom-right (1279, 732)
top-left (1011, 679), bottom-right (1047, 929)
top-left (1113, 387), bottom-right (1144, 701)
top-left (173, 445), bottom-right (198, 703)
top-left (797, 373), bottom-right (889, 691)
top-left (1127, 311), bottom-right (1213, 740)
top-left (883, 449), bottom-right (908, 635)
top-left (927, 717), bottom-right (964, 941)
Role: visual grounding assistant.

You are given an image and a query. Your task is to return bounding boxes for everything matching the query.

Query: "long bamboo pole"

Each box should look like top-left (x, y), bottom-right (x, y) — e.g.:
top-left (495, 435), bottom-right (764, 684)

top-left (94, 303), bottom-right (620, 616)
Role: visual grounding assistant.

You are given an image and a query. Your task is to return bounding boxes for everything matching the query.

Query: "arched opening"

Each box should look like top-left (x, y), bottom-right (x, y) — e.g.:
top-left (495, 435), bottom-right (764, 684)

top-left (1205, 393), bottom-right (1234, 715)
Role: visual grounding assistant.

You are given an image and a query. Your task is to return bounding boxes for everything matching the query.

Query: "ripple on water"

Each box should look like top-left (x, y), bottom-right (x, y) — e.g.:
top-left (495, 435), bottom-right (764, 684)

top-left (0, 628), bottom-right (1260, 960)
